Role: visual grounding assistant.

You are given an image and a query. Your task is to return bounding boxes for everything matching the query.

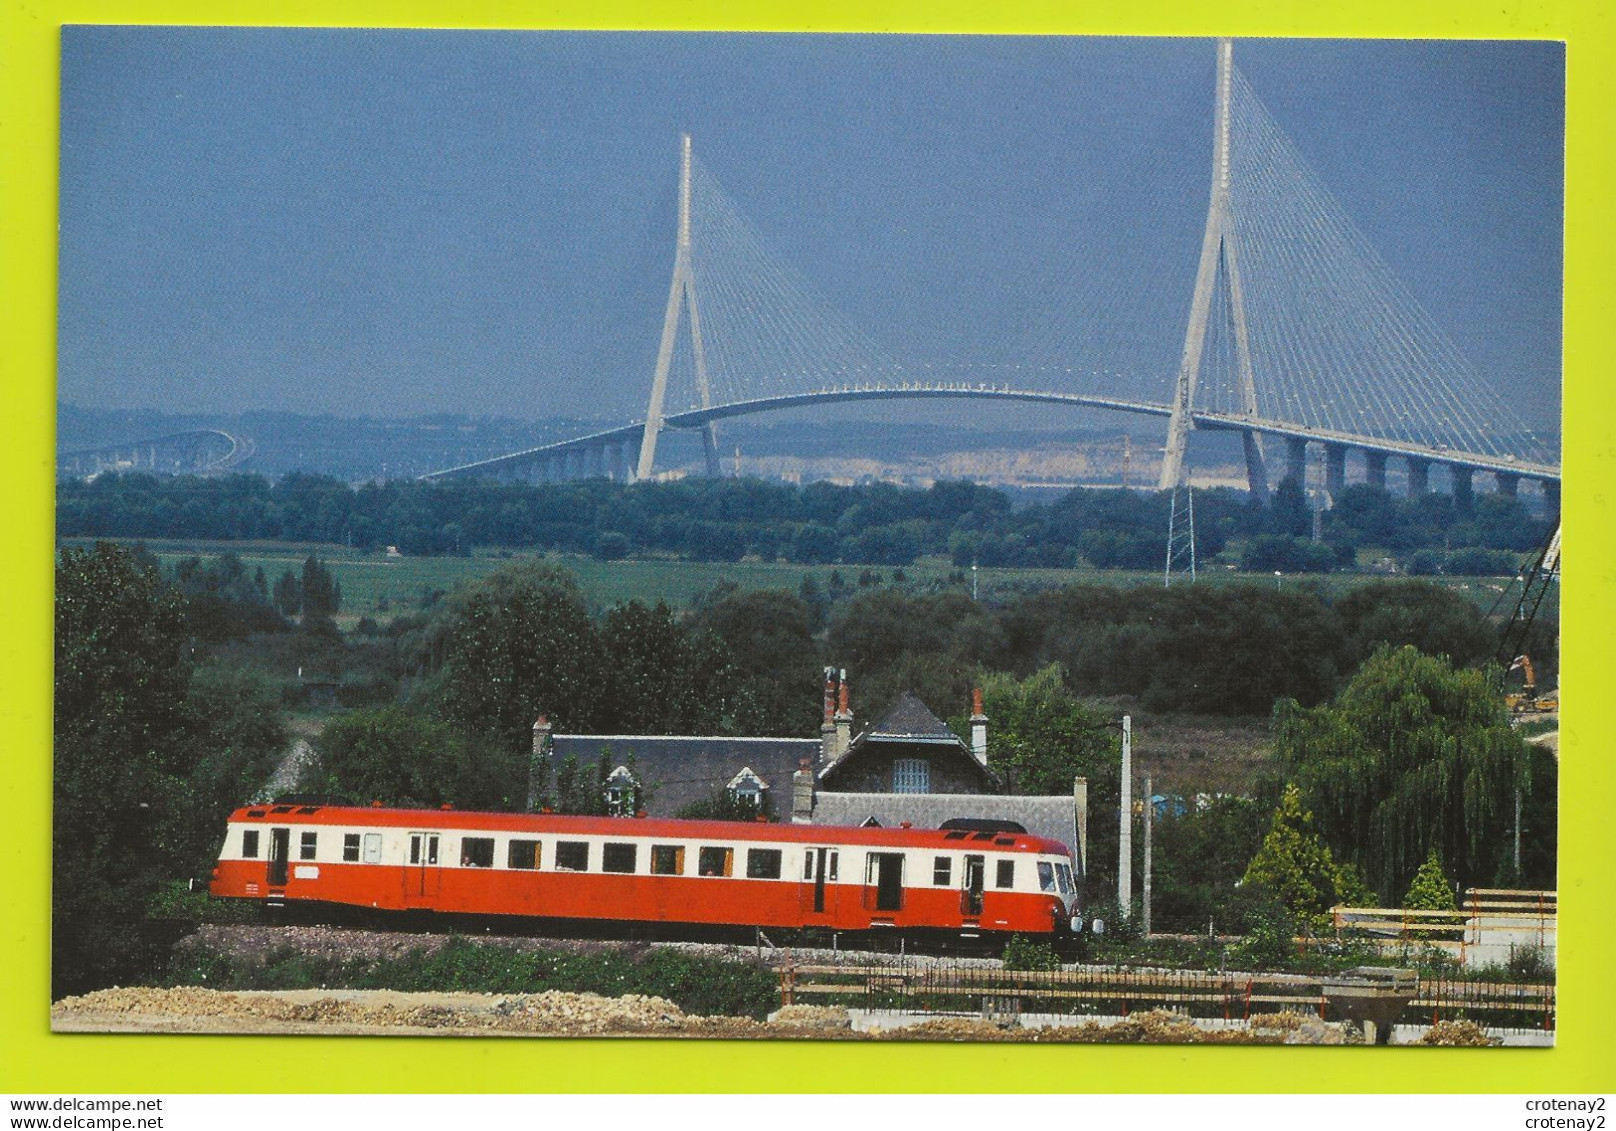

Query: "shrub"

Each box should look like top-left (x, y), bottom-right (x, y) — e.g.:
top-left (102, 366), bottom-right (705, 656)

top-left (1002, 935), bottom-right (1062, 972)
top-left (1402, 849), bottom-right (1457, 912)
top-left (1228, 903), bottom-right (1302, 972)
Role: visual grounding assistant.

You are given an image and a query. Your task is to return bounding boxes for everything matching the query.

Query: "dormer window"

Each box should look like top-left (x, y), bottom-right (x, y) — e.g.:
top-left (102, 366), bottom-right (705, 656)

top-left (726, 767), bottom-right (769, 808)
top-left (603, 765), bottom-right (640, 817)
top-left (892, 758), bottom-right (930, 794)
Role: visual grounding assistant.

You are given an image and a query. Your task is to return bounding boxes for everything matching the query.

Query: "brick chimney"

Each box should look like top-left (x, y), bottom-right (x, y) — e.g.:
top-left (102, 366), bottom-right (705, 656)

top-left (791, 757), bottom-right (816, 825)
top-left (970, 687), bottom-right (989, 767)
top-left (834, 671), bottom-right (853, 758)
top-left (526, 715), bottom-right (553, 812)
top-left (819, 667), bottom-right (838, 764)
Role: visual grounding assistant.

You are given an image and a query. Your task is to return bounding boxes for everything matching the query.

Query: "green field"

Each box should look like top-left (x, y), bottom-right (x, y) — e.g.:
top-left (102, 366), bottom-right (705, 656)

top-left (59, 537), bottom-right (1544, 621)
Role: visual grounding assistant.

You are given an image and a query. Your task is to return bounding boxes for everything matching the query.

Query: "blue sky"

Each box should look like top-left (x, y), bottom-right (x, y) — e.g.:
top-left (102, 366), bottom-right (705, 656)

top-left (58, 30), bottom-right (1564, 433)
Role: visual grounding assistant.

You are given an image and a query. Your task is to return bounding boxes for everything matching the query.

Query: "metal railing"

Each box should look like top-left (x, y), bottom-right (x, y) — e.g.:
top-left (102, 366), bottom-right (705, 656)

top-left (777, 960), bottom-right (1553, 1034)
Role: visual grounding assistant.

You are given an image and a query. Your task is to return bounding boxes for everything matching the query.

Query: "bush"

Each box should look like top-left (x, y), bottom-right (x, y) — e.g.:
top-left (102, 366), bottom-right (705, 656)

top-left (1002, 935), bottom-right (1062, 972)
top-left (1227, 903), bottom-right (1302, 972)
top-left (1402, 849), bottom-right (1457, 912)
top-left (1507, 944), bottom-right (1552, 981)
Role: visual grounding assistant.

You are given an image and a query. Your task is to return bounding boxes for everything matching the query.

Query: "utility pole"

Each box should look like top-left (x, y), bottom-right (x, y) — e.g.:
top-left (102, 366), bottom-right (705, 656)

top-left (1142, 773), bottom-right (1153, 937)
top-left (1118, 715), bottom-right (1132, 919)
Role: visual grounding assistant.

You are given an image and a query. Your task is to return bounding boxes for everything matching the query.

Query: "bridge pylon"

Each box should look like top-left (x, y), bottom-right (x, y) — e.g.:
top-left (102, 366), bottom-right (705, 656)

top-left (638, 134), bottom-right (721, 482)
top-left (1159, 38), bottom-right (1270, 502)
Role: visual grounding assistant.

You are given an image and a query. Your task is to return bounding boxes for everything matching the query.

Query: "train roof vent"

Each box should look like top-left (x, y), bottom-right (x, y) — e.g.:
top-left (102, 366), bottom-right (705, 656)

top-left (941, 818), bottom-right (1028, 834)
top-left (270, 805), bottom-right (294, 814)
top-left (971, 831), bottom-right (995, 841)
top-left (943, 831), bottom-right (968, 840)
top-left (246, 809), bottom-right (267, 818)
top-left (296, 806), bottom-right (320, 814)
top-left (995, 837), bottom-right (1017, 846)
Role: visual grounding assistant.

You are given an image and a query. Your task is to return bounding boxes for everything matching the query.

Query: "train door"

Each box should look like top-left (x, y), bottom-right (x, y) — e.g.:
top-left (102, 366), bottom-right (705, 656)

top-left (267, 828), bottom-right (290, 887)
top-left (961, 854), bottom-right (985, 917)
top-left (800, 847), bottom-right (840, 920)
top-left (865, 852), bottom-right (905, 914)
top-left (405, 832), bottom-right (441, 905)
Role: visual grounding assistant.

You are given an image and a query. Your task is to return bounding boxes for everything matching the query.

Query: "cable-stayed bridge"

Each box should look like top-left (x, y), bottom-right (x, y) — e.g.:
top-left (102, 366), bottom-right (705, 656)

top-left (425, 40), bottom-right (1559, 508)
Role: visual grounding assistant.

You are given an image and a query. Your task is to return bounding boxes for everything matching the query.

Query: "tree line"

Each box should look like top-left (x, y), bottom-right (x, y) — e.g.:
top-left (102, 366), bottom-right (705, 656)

top-left (58, 470), bottom-right (1552, 572)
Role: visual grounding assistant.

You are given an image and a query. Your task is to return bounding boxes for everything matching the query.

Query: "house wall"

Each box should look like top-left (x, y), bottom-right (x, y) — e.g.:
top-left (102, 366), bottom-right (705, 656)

top-left (826, 740), bottom-right (993, 795)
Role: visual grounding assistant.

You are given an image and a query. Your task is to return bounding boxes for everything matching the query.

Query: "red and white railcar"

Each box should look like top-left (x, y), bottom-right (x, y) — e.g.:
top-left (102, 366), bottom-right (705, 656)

top-left (209, 803), bottom-right (1081, 938)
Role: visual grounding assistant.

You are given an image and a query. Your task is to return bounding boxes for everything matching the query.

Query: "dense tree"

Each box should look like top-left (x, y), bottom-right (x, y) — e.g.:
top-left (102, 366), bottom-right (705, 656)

top-left (434, 561), bottom-right (606, 746)
top-left (1273, 645), bottom-right (1549, 897)
top-left (977, 664), bottom-right (1116, 796)
top-left (1238, 535), bottom-right (1341, 573)
top-left (272, 568), bottom-right (302, 617)
top-left (1136, 587), bottom-right (1344, 715)
top-left (1266, 476), bottom-right (1311, 538)
top-left (167, 553), bottom-right (290, 641)
top-left (301, 555), bottom-right (341, 620)
top-left (55, 544), bottom-right (194, 994)
top-left (1334, 580), bottom-right (1494, 671)
top-left (171, 665), bottom-right (289, 866)
top-left (54, 544), bottom-right (284, 995)
top-left (690, 589), bottom-right (822, 735)
top-left (596, 601), bottom-right (738, 734)
top-left (304, 705), bottom-right (521, 810)
top-left (62, 469), bottom-right (1542, 570)
top-left (1151, 795), bottom-right (1273, 933)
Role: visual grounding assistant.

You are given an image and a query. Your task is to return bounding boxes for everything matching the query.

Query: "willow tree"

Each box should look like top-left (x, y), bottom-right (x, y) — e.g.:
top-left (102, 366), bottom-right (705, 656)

top-left (1273, 644), bottom-right (1548, 900)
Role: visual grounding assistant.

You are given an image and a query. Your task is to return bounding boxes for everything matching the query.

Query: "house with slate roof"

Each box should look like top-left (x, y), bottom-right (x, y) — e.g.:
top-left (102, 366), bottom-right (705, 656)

top-left (538, 672), bottom-right (1086, 871)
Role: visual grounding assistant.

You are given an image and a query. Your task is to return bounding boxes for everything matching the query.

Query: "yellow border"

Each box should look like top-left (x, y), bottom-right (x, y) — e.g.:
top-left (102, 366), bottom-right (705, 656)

top-left (5, 0), bottom-right (1613, 1095)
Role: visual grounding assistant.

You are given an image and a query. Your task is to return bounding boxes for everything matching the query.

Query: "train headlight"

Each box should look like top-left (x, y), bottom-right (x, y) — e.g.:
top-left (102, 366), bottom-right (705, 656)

top-left (1070, 915), bottom-right (1084, 934)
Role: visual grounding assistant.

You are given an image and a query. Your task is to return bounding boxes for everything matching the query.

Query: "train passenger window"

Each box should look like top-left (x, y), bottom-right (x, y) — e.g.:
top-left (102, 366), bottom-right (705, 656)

top-left (555, 841), bottom-right (589, 871)
top-left (602, 843), bottom-right (637, 873)
top-left (933, 856), bottom-right (951, 885)
top-left (1037, 861), bottom-right (1056, 892)
top-left (299, 831), bottom-right (318, 860)
top-left (343, 834), bottom-right (361, 862)
top-left (996, 860), bottom-right (1015, 889)
top-left (697, 846), bottom-right (733, 877)
top-left (508, 840), bottom-right (540, 870)
top-left (363, 833), bottom-right (383, 863)
top-left (651, 845), bottom-right (684, 875)
top-left (241, 830), bottom-right (260, 858)
top-left (461, 837), bottom-right (495, 867)
top-left (745, 848), bottom-right (782, 879)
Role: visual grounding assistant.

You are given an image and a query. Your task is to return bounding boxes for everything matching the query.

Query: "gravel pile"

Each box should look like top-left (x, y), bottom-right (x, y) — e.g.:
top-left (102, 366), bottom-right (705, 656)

top-left (54, 986), bottom-right (711, 1036)
top-left (1415, 1019), bottom-right (1498, 1047)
